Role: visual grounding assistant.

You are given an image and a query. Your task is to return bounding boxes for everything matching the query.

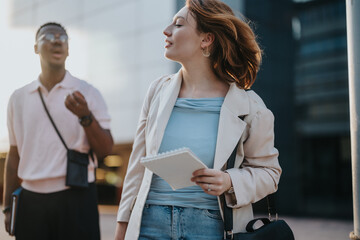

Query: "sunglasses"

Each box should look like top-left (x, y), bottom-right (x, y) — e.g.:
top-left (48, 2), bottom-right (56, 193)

top-left (37, 33), bottom-right (68, 43)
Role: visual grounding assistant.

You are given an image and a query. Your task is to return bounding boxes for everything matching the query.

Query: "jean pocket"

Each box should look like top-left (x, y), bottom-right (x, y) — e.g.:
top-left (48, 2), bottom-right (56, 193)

top-left (203, 209), bottom-right (222, 220)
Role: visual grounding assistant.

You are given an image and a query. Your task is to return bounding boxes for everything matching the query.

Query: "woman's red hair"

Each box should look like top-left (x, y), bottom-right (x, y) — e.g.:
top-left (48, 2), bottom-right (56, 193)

top-left (186, 0), bottom-right (262, 89)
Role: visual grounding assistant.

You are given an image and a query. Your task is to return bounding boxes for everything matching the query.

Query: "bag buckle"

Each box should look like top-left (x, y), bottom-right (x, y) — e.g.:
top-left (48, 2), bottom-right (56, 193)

top-left (226, 230), bottom-right (234, 239)
top-left (268, 212), bottom-right (278, 221)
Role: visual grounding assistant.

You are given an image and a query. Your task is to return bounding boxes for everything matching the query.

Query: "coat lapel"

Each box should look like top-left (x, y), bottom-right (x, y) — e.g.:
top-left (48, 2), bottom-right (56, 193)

top-left (154, 70), bottom-right (182, 153)
top-left (213, 84), bottom-right (250, 170)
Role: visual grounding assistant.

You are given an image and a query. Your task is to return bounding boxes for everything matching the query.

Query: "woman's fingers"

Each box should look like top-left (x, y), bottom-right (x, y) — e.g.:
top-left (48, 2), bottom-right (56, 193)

top-left (192, 168), bottom-right (217, 177)
top-left (191, 169), bottom-right (232, 196)
top-left (191, 169), bottom-right (222, 183)
top-left (197, 182), bottom-right (221, 195)
top-left (191, 176), bottom-right (213, 183)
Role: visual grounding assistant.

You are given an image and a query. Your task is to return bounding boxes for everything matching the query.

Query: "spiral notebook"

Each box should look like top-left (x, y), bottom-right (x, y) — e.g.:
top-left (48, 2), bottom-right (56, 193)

top-left (140, 148), bottom-right (208, 190)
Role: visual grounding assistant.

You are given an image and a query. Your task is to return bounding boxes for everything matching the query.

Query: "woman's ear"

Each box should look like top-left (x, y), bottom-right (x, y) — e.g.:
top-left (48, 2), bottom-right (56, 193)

top-left (200, 32), bottom-right (215, 49)
top-left (34, 44), bottom-right (39, 54)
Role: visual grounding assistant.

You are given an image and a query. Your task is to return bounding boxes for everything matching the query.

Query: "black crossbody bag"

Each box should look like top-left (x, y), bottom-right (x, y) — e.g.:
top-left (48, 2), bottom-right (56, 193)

top-left (223, 145), bottom-right (295, 240)
top-left (38, 88), bottom-right (93, 188)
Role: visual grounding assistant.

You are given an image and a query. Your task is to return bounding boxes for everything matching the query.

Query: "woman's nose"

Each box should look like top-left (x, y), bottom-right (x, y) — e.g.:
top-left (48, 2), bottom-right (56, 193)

top-left (163, 25), bottom-right (172, 37)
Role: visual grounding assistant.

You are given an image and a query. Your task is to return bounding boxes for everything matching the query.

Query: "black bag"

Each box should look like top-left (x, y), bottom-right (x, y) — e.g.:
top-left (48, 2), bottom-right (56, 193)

top-left (66, 149), bottom-right (90, 188)
top-left (38, 88), bottom-right (92, 189)
top-left (232, 217), bottom-right (294, 240)
top-left (223, 146), bottom-right (294, 240)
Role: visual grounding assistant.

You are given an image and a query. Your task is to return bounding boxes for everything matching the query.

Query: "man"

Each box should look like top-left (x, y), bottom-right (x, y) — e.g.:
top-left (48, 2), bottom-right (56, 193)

top-left (2, 22), bottom-right (114, 240)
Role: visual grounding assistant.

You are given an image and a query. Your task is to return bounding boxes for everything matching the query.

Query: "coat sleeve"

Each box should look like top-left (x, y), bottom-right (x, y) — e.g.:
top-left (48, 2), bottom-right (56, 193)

top-left (224, 108), bottom-right (282, 208)
top-left (116, 78), bottom-right (163, 222)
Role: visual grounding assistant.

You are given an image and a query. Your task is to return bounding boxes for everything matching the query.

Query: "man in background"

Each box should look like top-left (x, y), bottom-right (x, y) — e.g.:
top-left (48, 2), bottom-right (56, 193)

top-left (2, 22), bottom-right (114, 240)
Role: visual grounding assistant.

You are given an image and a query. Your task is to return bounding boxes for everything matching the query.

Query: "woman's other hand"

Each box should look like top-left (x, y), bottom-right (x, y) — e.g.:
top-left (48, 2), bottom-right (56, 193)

top-left (114, 221), bottom-right (128, 240)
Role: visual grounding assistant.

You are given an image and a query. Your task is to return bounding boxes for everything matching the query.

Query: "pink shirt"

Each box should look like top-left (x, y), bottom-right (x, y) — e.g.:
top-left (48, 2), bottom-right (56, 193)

top-left (7, 71), bottom-right (111, 193)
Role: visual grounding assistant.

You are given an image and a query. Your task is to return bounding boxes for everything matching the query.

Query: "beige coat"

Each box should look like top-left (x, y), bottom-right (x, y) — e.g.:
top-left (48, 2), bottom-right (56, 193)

top-left (117, 70), bottom-right (282, 239)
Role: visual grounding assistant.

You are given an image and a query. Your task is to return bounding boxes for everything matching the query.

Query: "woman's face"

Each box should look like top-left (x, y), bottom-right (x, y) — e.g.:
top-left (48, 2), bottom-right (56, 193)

top-left (163, 7), bottom-right (203, 63)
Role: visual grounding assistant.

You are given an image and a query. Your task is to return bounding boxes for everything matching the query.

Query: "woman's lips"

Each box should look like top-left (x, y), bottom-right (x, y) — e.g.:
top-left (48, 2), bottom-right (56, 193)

top-left (165, 40), bottom-right (172, 48)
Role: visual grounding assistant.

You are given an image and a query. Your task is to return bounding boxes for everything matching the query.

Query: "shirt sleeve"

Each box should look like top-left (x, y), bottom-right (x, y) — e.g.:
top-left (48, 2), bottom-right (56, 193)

top-left (7, 92), bottom-right (17, 146)
top-left (87, 86), bottom-right (111, 130)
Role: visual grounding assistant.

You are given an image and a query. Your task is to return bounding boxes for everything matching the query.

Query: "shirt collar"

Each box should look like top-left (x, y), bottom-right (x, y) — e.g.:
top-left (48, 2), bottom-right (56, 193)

top-left (28, 70), bottom-right (75, 93)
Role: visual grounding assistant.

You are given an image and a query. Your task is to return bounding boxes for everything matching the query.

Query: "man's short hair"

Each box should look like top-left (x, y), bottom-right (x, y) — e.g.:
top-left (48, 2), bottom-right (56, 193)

top-left (35, 22), bottom-right (67, 41)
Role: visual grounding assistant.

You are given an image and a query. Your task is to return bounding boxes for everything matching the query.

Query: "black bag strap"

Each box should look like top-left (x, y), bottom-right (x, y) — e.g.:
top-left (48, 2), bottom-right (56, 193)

top-left (223, 145), bottom-right (238, 238)
top-left (38, 88), bottom-right (95, 162)
top-left (38, 88), bottom-right (69, 150)
top-left (223, 143), bottom-right (278, 239)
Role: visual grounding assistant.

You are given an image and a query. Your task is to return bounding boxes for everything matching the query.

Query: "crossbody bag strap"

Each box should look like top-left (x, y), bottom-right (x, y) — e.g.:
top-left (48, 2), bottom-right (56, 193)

top-left (38, 88), bottom-right (95, 164)
top-left (223, 144), bottom-right (237, 238)
top-left (266, 193), bottom-right (278, 221)
top-left (223, 143), bottom-right (278, 239)
top-left (37, 88), bottom-right (69, 150)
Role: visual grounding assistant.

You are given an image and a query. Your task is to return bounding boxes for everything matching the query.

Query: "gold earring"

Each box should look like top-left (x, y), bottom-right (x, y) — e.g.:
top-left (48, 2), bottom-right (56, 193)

top-left (202, 47), bottom-right (210, 57)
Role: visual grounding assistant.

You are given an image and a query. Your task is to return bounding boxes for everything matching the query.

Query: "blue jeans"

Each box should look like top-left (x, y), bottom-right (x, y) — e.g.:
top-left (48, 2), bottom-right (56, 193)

top-left (139, 204), bottom-right (224, 240)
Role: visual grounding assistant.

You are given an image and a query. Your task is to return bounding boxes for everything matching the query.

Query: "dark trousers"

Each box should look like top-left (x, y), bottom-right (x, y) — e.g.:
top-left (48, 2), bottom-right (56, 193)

top-left (16, 183), bottom-right (100, 240)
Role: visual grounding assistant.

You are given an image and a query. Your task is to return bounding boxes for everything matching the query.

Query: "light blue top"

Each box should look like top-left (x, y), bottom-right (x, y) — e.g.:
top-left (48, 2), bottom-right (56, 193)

top-left (146, 97), bottom-right (224, 210)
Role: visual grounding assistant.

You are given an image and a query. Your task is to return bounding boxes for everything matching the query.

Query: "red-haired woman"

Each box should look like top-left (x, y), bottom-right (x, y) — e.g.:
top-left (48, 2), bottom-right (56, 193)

top-left (115, 0), bottom-right (281, 239)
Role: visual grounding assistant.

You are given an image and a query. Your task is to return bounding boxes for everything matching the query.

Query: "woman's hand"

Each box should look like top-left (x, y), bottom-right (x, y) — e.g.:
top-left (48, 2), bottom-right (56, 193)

top-left (191, 169), bottom-right (232, 196)
top-left (114, 221), bottom-right (128, 240)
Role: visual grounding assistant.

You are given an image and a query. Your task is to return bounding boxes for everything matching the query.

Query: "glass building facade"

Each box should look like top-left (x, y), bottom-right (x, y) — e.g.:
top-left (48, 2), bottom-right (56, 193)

top-left (293, 0), bottom-right (351, 218)
top-left (246, 0), bottom-right (351, 218)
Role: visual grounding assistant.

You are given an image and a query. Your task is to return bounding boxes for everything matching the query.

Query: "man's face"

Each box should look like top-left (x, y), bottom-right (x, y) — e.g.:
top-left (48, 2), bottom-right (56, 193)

top-left (34, 25), bottom-right (69, 68)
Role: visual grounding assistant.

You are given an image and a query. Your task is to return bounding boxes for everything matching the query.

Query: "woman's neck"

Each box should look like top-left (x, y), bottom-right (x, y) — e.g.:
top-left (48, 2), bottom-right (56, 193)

top-left (180, 61), bottom-right (229, 98)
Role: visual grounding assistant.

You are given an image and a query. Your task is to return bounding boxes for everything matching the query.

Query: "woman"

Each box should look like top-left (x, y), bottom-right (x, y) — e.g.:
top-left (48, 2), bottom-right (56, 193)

top-left (115, 0), bottom-right (281, 239)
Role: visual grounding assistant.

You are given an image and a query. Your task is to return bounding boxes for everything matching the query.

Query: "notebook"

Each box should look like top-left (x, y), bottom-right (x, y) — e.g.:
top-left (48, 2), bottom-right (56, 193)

top-left (10, 187), bottom-right (22, 236)
top-left (140, 148), bottom-right (208, 190)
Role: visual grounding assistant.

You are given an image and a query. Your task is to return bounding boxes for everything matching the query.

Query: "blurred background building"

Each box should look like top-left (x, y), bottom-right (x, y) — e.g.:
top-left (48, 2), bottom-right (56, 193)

top-left (0, 0), bottom-right (352, 219)
top-left (292, 0), bottom-right (350, 218)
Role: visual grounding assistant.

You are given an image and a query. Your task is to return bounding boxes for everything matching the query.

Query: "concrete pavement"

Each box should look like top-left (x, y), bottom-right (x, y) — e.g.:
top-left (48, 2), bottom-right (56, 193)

top-left (0, 205), bottom-right (355, 240)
